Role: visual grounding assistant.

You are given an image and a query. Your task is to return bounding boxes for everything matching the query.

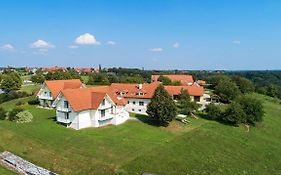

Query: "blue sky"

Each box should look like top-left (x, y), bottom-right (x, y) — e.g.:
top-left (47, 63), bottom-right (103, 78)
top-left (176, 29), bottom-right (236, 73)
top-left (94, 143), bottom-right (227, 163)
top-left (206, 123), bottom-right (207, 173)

top-left (0, 0), bottom-right (281, 70)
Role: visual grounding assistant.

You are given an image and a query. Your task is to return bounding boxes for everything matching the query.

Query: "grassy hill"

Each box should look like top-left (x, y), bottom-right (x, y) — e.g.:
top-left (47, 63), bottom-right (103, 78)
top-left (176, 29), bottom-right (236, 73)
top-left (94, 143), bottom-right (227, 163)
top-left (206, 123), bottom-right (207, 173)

top-left (0, 94), bottom-right (281, 175)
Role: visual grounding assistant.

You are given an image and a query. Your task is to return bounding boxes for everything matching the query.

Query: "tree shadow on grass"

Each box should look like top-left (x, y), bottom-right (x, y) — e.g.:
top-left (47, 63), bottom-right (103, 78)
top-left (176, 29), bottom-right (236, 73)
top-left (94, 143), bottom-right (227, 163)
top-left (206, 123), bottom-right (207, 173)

top-left (134, 114), bottom-right (162, 127)
top-left (196, 113), bottom-right (238, 127)
top-left (47, 116), bottom-right (56, 121)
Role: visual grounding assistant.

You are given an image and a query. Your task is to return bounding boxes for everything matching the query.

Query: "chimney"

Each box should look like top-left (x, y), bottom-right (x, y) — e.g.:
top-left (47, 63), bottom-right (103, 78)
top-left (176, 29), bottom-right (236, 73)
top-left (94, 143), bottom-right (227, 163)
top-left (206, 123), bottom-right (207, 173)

top-left (138, 84), bottom-right (143, 90)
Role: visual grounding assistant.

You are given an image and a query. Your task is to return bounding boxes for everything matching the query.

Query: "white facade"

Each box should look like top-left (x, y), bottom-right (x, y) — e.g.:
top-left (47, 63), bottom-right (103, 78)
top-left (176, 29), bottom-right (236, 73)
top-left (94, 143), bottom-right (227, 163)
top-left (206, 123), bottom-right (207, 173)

top-left (36, 84), bottom-right (54, 107)
top-left (125, 98), bottom-right (151, 115)
top-left (54, 94), bottom-right (129, 130)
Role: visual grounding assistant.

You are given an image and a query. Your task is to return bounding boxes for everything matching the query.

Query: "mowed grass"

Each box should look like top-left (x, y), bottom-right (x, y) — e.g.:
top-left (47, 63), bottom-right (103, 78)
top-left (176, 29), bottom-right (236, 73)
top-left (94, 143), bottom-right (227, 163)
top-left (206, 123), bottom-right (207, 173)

top-left (0, 94), bottom-right (281, 174)
top-left (19, 84), bottom-right (40, 95)
top-left (0, 166), bottom-right (17, 175)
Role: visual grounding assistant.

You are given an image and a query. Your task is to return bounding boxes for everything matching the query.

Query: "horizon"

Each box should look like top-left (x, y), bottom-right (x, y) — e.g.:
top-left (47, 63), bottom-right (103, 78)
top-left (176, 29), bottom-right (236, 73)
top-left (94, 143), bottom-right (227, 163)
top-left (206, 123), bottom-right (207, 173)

top-left (1, 0), bottom-right (281, 70)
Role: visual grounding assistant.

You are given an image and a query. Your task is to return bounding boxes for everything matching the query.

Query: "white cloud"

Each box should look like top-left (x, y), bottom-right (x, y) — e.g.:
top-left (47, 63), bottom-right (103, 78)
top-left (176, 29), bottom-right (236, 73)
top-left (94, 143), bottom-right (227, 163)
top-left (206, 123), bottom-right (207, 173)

top-left (75, 33), bottom-right (100, 45)
top-left (107, 41), bottom-right (116, 45)
top-left (31, 39), bottom-right (55, 49)
top-left (68, 45), bottom-right (79, 49)
top-left (173, 42), bottom-right (180, 48)
top-left (232, 40), bottom-right (241, 44)
top-left (1, 44), bottom-right (14, 50)
top-left (150, 48), bottom-right (163, 52)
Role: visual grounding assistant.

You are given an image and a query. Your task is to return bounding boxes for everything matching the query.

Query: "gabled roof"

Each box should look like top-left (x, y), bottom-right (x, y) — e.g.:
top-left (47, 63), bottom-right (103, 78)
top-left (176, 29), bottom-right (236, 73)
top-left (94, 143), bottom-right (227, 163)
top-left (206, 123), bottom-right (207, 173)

top-left (110, 82), bottom-right (162, 99)
top-left (61, 88), bottom-right (108, 112)
top-left (44, 79), bottom-right (82, 98)
top-left (88, 86), bottom-right (127, 106)
top-left (151, 74), bottom-right (194, 85)
top-left (164, 85), bottom-right (204, 96)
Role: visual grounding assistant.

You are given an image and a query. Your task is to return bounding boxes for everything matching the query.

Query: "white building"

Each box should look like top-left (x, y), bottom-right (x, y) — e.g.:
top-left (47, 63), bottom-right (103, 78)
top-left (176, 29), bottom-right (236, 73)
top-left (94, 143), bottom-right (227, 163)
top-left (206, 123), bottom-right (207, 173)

top-left (52, 87), bottom-right (129, 130)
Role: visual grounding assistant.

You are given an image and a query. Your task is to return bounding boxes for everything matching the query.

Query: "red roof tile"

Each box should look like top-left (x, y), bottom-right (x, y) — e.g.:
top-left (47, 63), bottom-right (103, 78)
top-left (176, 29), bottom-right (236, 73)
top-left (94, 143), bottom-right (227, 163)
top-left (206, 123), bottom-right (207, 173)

top-left (44, 79), bottom-right (82, 98)
top-left (151, 75), bottom-right (194, 85)
top-left (164, 85), bottom-right (204, 96)
top-left (62, 88), bottom-right (107, 112)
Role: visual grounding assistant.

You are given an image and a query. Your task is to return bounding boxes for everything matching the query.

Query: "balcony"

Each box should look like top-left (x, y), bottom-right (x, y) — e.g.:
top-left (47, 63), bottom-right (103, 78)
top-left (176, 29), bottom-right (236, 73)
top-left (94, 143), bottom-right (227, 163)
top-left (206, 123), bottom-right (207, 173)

top-left (57, 106), bottom-right (71, 113)
top-left (57, 117), bottom-right (71, 124)
top-left (38, 95), bottom-right (53, 100)
top-left (98, 115), bottom-right (114, 121)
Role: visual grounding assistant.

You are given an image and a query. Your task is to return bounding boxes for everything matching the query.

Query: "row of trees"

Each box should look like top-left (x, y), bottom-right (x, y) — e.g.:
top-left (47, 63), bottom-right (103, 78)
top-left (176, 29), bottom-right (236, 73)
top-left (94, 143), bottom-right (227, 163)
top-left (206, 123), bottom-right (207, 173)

top-left (208, 75), bottom-right (255, 103)
top-left (87, 74), bottom-right (145, 85)
top-left (31, 69), bottom-right (81, 84)
top-left (206, 94), bottom-right (264, 126)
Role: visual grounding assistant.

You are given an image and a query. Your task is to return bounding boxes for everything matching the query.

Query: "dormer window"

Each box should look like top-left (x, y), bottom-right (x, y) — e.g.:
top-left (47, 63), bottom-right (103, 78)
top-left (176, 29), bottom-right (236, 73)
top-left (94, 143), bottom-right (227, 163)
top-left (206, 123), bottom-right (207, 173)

top-left (139, 92), bottom-right (143, 96)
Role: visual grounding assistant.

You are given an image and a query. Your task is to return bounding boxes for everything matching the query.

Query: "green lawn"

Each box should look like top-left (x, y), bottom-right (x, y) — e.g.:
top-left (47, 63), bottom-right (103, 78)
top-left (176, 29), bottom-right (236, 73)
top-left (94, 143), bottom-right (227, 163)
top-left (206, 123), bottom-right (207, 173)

top-left (0, 166), bottom-right (17, 175)
top-left (19, 84), bottom-right (40, 95)
top-left (0, 94), bottom-right (281, 175)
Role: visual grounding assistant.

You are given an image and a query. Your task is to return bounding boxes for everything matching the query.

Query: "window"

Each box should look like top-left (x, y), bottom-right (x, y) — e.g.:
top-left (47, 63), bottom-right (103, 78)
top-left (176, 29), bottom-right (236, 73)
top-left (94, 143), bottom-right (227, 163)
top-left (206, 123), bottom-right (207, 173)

top-left (64, 101), bottom-right (69, 108)
top-left (127, 101), bottom-right (130, 104)
top-left (132, 109), bottom-right (135, 111)
top-left (111, 106), bottom-right (114, 113)
top-left (138, 109), bottom-right (141, 112)
top-left (49, 92), bottom-right (52, 97)
top-left (139, 92), bottom-right (143, 96)
top-left (65, 113), bottom-right (69, 120)
top-left (139, 101), bottom-right (144, 106)
top-left (101, 109), bottom-right (106, 117)
top-left (133, 101), bottom-right (136, 105)
top-left (194, 96), bottom-right (201, 102)
top-left (102, 99), bottom-right (105, 106)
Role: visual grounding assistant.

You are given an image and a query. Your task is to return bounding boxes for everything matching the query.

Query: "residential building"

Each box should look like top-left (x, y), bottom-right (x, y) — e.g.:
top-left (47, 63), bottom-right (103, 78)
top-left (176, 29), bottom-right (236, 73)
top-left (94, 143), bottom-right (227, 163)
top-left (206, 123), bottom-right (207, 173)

top-left (36, 79), bottom-right (83, 107)
top-left (151, 74), bottom-right (194, 85)
top-left (52, 87), bottom-right (129, 130)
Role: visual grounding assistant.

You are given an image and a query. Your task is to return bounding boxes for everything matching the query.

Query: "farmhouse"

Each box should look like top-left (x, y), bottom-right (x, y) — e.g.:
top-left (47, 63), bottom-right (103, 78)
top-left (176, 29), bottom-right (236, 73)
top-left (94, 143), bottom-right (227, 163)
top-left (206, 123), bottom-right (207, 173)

top-left (36, 79), bottom-right (83, 107)
top-left (109, 82), bottom-right (205, 115)
top-left (151, 74), bottom-right (194, 86)
top-left (52, 87), bottom-right (129, 130)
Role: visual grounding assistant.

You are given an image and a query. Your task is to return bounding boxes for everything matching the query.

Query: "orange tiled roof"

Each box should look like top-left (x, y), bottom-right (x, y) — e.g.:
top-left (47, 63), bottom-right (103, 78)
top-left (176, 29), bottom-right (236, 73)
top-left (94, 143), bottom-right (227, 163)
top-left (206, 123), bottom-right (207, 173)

top-left (62, 88), bottom-right (107, 112)
top-left (89, 86), bottom-right (127, 106)
top-left (164, 85), bottom-right (204, 96)
top-left (151, 74), bottom-right (194, 85)
top-left (110, 82), bottom-right (162, 99)
top-left (44, 79), bottom-right (83, 98)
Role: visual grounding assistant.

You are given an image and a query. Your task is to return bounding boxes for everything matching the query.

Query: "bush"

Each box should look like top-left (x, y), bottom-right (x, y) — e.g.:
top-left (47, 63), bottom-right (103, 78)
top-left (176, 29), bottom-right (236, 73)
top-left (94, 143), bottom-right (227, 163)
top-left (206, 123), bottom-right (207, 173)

top-left (205, 103), bottom-right (223, 120)
top-left (28, 98), bottom-right (40, 105)
top-left (222, 102), bottom-right (246, 125)
top-left (235, 95), bottom-right (264, 125)
top-left (0, 107), bottom-right (7, 120)
top-left (8, 107), bottom-right (24, 121)
top-left (16, 101), bottom-right (23, 106)
top-left (15, 110), bottom-right (33, 123)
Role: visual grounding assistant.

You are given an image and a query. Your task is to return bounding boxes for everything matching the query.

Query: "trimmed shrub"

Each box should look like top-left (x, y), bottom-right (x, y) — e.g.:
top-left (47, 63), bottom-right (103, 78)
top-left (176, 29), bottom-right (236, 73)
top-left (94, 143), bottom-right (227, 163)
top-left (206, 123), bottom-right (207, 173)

top-left (16, 101), bottom-right (23, 106)
top-left (0, 107), bottom-right (7, 120)
top-left (8, 107), bottom-right (24, 121)
top-left (205, 103), bottom-right (223, 120)
top-left (15, 110), bottom-right (33, 123)
top-left (28, 98), bottom-right (40, 105)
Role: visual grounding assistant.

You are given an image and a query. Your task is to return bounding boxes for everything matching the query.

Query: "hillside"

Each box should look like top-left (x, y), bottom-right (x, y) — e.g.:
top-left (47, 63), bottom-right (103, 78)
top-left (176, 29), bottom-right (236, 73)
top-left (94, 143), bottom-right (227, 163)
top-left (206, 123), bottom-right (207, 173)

top-left (0, 94), bottom-right (281, 175)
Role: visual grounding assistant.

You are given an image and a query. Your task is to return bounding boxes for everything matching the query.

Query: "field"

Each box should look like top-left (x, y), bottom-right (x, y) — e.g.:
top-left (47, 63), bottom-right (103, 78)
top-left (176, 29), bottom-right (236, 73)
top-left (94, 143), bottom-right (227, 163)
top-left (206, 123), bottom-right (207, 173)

top-left (0, 166), bottom-right (17, 175)
top-left (0, 94), bottom-right (281, 175)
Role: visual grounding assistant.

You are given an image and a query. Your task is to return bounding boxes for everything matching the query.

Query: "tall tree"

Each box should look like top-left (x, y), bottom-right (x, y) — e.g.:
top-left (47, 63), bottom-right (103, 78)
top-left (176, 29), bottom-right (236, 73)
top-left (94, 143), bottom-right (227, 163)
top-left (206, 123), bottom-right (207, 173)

top-left (177, 89), bottom-right (198, 115)
top-left (232, 76), bottom-right (255, 93)
top-left (147, 85), bottom-right (177, 126)
top-left (214, 80), bottom-right (241, 103)
top-left (157, 75), bottom-right (172, 85)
